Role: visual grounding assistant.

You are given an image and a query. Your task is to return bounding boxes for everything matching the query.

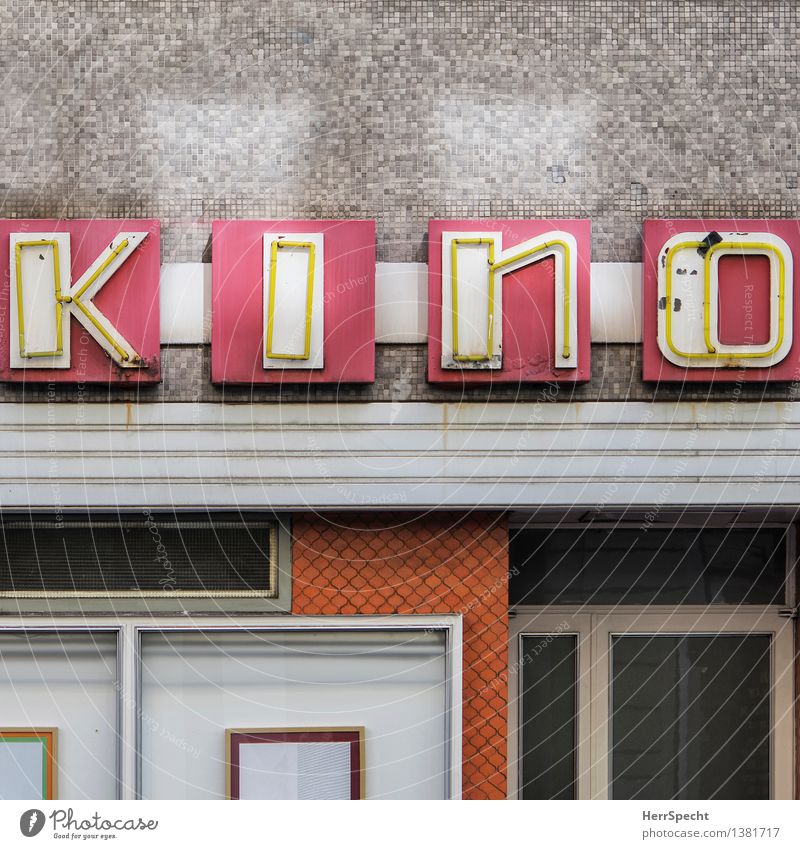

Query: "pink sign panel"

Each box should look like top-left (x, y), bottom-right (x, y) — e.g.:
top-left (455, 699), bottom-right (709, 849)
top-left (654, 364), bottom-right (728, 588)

top-left (643, 219), bottom-right (800, 382)
top-left (211, 220), bottom-right (375, 384)
top-left (0, 219), bottom-right (160, 384)
top-left (427, 219), bottom-right (591, 384)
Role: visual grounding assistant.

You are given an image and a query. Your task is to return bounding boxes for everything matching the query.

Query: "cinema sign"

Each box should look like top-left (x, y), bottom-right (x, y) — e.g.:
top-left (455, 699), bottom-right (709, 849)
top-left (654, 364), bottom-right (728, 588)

top-left (210, 219), bottom-right (376, 385)
top-left (3, 216), bottom-right (800, 386)
top-left (643, 218), bottom-right (800, 382)
top-left (0, 219), bottom-right (161, 383)
top-left (427, 219), bottom-right (591, 383)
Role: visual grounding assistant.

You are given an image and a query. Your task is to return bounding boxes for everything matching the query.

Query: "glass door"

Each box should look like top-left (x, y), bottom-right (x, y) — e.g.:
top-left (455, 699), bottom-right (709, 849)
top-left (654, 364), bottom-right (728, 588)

top-left (508, 613), bottom-right (591, 799)
top-left (510, 609), bottom-right (794, 800)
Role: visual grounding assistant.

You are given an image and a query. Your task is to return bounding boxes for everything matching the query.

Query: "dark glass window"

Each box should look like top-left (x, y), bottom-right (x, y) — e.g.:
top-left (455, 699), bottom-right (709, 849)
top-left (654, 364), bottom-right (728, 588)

top-left (510, 528), bottom-right (786, 605)
top-left (520, 635), bottom-right (577, 799)
top-left (0, 513), bottom-right (276, 596)
top-left (612, 635), bottom-right (771, 799)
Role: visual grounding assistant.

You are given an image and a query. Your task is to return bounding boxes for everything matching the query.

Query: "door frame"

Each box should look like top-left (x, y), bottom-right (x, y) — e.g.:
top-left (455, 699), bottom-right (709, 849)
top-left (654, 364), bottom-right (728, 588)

top-left (509, 605), bottom-right (795, 800)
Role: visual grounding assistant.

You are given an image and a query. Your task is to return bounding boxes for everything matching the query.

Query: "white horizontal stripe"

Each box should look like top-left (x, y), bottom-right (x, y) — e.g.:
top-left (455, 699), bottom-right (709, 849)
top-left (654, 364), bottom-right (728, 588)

top-left (375, 262), bottom-right (428, 342)
top-left (589, 261), bottom-right (642, 342)
top-left (158, 262), bottom-right (641, 345)
top-left (0, 401), bottom-right (797, 509)
top-left (160, 262), bottom-right (211, 343)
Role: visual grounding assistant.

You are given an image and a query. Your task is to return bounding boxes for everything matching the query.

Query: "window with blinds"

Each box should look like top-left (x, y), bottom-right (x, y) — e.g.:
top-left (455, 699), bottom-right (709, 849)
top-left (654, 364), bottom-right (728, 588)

top-left (0, 513), bottom-right (278, 598)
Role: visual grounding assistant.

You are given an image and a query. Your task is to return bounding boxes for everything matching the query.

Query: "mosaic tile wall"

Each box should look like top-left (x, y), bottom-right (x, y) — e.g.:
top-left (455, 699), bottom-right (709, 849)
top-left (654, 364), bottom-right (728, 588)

top-left (2, 343), bottom-right (798, 403)
top-left (2, 1), bottom-right (800, 401)
top-left (1, 0), bottom-right (798, 265)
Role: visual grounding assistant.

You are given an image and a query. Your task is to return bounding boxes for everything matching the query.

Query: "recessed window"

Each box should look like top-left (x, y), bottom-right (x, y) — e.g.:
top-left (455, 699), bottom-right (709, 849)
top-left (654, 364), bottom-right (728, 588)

top-left (511, 611), bottom-right (793, 800)
top-left (0, 513), bottom-right (277, 597)
top-left (510, 527), bottom-right (787, 605)
top-left (611, 634), bottom-right (771, 799)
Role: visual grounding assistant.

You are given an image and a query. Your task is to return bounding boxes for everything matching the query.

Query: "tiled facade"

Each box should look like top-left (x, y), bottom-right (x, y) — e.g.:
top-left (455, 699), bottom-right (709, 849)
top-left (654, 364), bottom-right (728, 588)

top-left (3, 343), bottom-right (799, 403)
top-left (2, 0), bottom-right (799, 802)
top-left (292, 511), bottom-right (509, 800)
top-left (2, 0), bottom-right (798, 269)
top-left (4, 1), bottom-right (800, 401)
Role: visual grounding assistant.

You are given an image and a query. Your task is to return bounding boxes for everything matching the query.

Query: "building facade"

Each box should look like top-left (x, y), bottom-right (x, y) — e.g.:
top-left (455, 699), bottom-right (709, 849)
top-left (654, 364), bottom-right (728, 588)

top-left (0, 1), bottom-right (799, 801)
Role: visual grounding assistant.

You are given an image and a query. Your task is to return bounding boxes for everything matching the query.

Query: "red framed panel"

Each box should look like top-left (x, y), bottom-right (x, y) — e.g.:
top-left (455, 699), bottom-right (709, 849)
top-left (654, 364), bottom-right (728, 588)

top-left (226, 727), bottom-right (364, 800)
top-left (211, 220), bottom-right (375, 384)
top-left (643, 218), bottom-right (800, 383)
top-left (0, 219), bottom-right (160, 383)
top-left (427, 219), bottom-right (591, 384)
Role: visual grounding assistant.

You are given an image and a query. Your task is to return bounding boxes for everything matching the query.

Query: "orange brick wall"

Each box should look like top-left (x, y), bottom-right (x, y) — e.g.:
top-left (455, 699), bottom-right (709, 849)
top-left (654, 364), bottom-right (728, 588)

top-left (291, 511), bottom-right (509, 799)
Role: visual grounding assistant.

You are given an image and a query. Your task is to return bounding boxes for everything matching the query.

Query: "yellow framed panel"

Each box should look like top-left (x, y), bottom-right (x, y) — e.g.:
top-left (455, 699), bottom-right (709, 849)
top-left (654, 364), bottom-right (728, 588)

top-left (14, 239), bottom-right (65, 359)
top-left (444, 232), bottom-right (577, 369)
top-left (70, 238), bottom-right (134, 363)
top-left (450, 237), bottom-right (496, 362)
top-left (265, 240), bottom-right (316, 361)
top-left (664, 239), bottom-right (786, 361)
top-left (491, 237), bottom-right (573, 361)
top-left (10, 231), bottom-right (147, 370)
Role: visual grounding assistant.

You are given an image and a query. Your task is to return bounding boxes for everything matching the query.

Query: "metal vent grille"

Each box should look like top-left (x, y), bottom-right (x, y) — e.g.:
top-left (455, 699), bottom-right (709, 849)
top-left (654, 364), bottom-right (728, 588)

top-left (0, 514), bottom-right (278, 598)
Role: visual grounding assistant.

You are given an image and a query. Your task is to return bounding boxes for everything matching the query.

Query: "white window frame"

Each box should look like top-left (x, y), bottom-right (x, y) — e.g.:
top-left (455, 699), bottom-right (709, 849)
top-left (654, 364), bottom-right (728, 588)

top-left (0, 614), bottom-right (463, 800)
top-left (509, 606), bottom-right (794, 800)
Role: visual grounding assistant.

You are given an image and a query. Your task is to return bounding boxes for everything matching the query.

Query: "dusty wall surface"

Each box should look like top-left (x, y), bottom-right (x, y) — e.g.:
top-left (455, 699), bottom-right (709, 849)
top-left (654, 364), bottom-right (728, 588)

top-left (2, 1), bottom-right (797, 265)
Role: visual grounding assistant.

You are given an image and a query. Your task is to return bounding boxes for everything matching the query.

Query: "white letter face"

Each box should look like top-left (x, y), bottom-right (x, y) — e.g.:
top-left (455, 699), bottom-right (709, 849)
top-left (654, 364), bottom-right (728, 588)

top-left (441, 230), bottom-right (579, 370)
top-left (262, 232), bottom-right (324, 369)
top-left (657, 231), bottom-right (793, 368)
top-left (10, 231), bottom-right (149, 369)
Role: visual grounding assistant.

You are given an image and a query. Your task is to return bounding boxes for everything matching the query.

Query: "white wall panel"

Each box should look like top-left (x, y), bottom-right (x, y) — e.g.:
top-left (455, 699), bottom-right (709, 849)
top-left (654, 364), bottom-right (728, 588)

top-left (262, 233), bottom-right (324, 369)
top-left (160, 261), bottom-right (642, 345)
top-left (160, 262), bottom-right (211, 344)
top-left (590, 262), bottom-right (642, 342)
top-left (375, 262), bottom-right (427, 342)
top-left (440, 232), bottom-right (503, 368)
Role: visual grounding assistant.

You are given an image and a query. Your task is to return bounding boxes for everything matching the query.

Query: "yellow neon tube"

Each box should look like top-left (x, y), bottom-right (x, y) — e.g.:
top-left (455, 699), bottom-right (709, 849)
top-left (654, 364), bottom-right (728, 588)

top-left (664, 240), bottom-right (785, 361)
top-left (265, 240), bottom-right (316, 360)
top-left (450, 238), bottom-right (496, 362)
top-left (69, 239), bottom-right (133, 362)
top-left (490, 239), bottom-right (573, 361)
top-left (15, 239), bottom-right (64, 358)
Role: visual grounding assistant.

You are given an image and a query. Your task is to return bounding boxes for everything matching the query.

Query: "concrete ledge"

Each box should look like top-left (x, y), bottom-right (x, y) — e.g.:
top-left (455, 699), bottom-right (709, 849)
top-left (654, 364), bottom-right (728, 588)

top-left (1, 401), bottom-right (798, 509)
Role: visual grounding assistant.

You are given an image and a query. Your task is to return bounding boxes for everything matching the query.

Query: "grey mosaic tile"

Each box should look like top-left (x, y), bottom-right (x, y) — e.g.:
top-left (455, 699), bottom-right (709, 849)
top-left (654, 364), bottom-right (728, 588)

top-left (1, 344), bottom-right (797, 404)
top-left (2, 1), bottom-right (800, 402)
top-left (2, 1), bottom-right (799, 264)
